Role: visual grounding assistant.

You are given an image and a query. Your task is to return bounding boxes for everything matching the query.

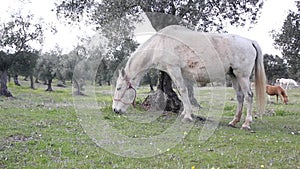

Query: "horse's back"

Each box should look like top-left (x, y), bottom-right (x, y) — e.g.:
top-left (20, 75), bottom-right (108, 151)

top-left (267, 85), bottom-right (286, 94)
top-left (152, 25), bottom-right (257, 79)
top-left (157, 25), bottom-right (257, 64)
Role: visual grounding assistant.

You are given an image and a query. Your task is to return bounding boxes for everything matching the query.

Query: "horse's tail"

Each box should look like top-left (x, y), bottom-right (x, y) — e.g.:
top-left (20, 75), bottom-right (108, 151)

top-left (252, 41), bottom-right (266, 115)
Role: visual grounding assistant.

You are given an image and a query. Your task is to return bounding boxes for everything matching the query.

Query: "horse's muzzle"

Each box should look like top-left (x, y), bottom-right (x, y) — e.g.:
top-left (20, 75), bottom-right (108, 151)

top-left (113, 108), bottom-right (124, 114)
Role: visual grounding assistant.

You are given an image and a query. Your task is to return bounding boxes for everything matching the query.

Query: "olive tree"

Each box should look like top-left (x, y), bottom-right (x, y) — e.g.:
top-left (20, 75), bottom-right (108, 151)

top-left (0, 13), bottom-right (44, 96)
top-left (56, 0), bottom-right (264, 112)
top-left (273, 1), bottom-right (300, 81)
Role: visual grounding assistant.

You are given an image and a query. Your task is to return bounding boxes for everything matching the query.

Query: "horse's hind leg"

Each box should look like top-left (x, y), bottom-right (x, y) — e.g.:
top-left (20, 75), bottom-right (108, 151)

top-left (238, 77), bottom-right (254, 130)
top-left (228, 77), bottom-right (244, 127)
top-left (185, 79), bottom-right (201, 108)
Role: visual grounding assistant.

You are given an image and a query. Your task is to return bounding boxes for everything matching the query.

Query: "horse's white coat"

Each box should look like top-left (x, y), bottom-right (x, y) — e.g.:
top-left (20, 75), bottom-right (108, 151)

top-left (276, 78), bottom-right (298, 89)
top-left (113, 25), bottom-right (266, 129)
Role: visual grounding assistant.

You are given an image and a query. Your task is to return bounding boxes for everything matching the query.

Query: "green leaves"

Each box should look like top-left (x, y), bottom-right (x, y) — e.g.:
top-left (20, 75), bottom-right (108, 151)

top-left (0, 14), bottom-right (44, 53)
top-left (0, 51), bottom-right (13, 71)
top-left (36, 51), bottom-right (61, 81)
top-left (263, 54), bottom-right (289, 84)
top-left (273, 1), bottom-right (300, 80)
top-left (55, 0), bottom-right (264, 33)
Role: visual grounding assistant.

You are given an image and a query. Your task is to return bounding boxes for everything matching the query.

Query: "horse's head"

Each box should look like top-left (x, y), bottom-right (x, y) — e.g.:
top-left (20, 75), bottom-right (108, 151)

top-left (283, 95), bottom-right (288, 105)
top-left (112, 69), bottom-right (136, 114)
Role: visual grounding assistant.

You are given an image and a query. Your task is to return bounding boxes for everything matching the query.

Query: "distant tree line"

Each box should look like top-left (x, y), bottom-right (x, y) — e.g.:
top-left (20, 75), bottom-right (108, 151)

top-left (272, 1), bottom-right (300, 82)
top-left (0, 12), bottom-right (44, 97)
top-left (263, 54), bottom-right (289, 84)
top-left (264, 1), bottom-right (300, 84)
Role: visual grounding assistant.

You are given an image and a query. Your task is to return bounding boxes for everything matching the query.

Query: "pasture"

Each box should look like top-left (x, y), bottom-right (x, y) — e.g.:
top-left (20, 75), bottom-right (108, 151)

top-left (0, 80), bottom-right (299, 169)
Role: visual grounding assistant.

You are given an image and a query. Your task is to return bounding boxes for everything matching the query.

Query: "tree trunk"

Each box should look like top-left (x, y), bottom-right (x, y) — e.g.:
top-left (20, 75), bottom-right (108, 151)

top-left (30, 75), bottom-right (35, 89)
top-left (141, 12), bottom-right (200, 113)
top-left (73, 79), bottom-right (84, 95)
top-left (98, 80), bottom-right (102, 86)
top-left (145, 72), bottom-right (154, 92)
top-left (0, 70), bottom-right (13, 97)
top-left (46, 79), bottom-right (53, 91)
top-left (158, 71), bottom-right (183, 112)
top-left (35, 77), bottom-right (39, 83)
top-left (149, 84), bottom-right (154, 92)
top-left (14, 75), bottom-right (21, 86)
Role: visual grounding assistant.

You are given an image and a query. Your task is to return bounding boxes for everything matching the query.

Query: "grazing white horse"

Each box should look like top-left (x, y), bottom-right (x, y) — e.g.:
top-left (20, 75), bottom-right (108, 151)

top-left (112, 25), bottom-right (266, 130)
top-left (276, 78), bottom-right (299, 89)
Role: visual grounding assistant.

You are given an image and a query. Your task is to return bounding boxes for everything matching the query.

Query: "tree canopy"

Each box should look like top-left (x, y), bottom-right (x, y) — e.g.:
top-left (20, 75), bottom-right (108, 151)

top-left (55, 0), bottom-right (264, 83)
top-left (0, 12), bottom-right (45, 96)
top-left (273, 1), bottom-right (300, 80)
top-left (263, 54), bottom-right (288, 84)
top-left (0, 13), bottom-right (44, 53)
top-left (56, 0), bottom-right (263, 32)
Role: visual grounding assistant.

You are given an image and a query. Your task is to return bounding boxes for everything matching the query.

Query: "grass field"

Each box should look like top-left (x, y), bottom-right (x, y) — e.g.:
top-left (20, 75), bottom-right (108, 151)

top-left (0, 80), bottom-right (299, 169)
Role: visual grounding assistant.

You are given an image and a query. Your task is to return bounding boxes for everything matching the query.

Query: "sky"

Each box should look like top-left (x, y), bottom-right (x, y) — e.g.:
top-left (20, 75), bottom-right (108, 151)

top-left (0, 0), bottom-right (297, 55)
top-left (227, 0), bottom-right (297, 55)
top-left (0, 0), bottom-right (95, 53)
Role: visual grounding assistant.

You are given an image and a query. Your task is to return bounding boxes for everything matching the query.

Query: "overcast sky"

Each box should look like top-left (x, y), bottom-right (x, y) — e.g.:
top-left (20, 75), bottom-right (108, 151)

top-left (0, 0), bottom-right (297, 55)
top-left (227, 0), bottom-right (297, 55)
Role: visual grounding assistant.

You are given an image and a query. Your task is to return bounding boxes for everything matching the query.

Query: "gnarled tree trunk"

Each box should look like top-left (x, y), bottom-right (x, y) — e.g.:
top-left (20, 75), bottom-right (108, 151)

top-left (45, 79), bottom-right (53, 91)
top-left (142, 71), bottom-right (183, 113)
top-left (14, 75), bottom-right (21, 86)
top-left (73, 79), bottom-right (84, 95)
top-left (30, 75), bottom-right (35, 89)
top-left (0, 70), bottom-right (13, 97)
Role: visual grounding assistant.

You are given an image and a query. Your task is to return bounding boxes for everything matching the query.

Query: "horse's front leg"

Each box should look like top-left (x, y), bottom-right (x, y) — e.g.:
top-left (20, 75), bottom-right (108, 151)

top-left (286, 82), bottom-right (289, 89)
top-left (167, 67), bottom-right (193, 122)
top-left (267, 95), bottom-right (271, 104)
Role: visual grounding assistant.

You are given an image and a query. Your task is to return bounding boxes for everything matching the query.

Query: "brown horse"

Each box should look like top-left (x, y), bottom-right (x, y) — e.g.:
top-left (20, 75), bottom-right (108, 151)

top-left (266, 85), bottom-right (288, 104)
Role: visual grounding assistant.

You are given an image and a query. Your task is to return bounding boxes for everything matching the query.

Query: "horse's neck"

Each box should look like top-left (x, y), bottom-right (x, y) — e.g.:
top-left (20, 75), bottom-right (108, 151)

top-left (125, 53), bottom-right (152, 86)
top-left (281, 89), bottom-right (287, 97)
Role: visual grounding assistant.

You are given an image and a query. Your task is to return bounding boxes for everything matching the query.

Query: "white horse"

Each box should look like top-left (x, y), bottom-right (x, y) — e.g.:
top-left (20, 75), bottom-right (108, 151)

top-left (276, 78), bottom-right (298, 89)
top-left (112, 25), bottom-right (266, 130)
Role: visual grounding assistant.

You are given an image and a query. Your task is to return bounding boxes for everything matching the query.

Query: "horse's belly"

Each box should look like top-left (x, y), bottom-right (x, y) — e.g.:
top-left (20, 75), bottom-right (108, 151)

top-left (182, 64), bottom-right (222, 84)
top-left (174, 42), bottom-right (228, 84)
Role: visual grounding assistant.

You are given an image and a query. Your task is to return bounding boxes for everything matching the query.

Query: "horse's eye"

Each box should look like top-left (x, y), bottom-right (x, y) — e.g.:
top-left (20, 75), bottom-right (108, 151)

top-left (117, 87), bottom-right (121, 91)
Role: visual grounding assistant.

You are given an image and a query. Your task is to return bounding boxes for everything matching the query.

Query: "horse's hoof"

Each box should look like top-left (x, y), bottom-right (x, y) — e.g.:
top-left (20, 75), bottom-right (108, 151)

top-left (191, 114), bottom-right (206, 121)
top-left (228, 123), bottom-right (237, 128)
top-left (240, 125), bottom-right (251, 130)
top-left (181, 116), bottom-right (193, 123)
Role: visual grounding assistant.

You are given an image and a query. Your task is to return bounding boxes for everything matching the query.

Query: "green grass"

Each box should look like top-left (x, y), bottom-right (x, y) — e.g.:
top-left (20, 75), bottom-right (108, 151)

top-left (0, 80), bottom-right (299, 169)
